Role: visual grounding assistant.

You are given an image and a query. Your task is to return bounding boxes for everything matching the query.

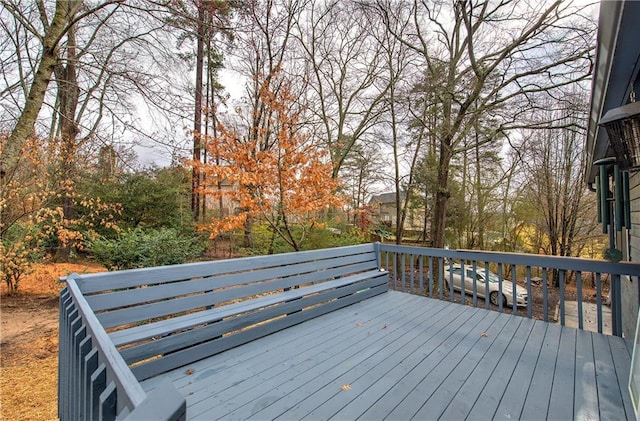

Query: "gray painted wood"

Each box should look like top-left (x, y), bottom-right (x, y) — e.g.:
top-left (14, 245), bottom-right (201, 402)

top-left (65, 244), bottom-right (389, 385)
top-left (120, 276), bottom-right (386, 364)
top-left (223, 297), bottom-right (463, 420)
top-left (547, 326), bottom-right (578, 420)
top-left (97, 260), bottom-right (377, 328)
top-left (132, 283), bottom-right (388, 381)
top-left (108, 270), bottom-right (385, 347)
top-left (78, 244), bottom-right (378, 293)
top-left (141, 292), bottom-right (416, 393)
top-left (436, 315), bottom-right (525, 420)
top-left (60, 243), bottom-right (635, 420)
top-left (518, 322), bottom-right (562, 420)
top-left (492, 321), bottom-right (548, 420)
top-left (89, 253), bottom-right (376, 313)
top-left (574, 329), bottom-right (599, 419)
top-left (592, 332), bottom-right (631, 420)
top-left (137, 291), bottom-right (631, 421)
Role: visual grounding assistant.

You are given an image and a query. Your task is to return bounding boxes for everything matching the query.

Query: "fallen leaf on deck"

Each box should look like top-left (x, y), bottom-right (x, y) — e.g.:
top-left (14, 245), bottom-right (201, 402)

top-left (480, 332), bottom-right (488, 337)
top-left (341, 384), bottom-right (352, 391)
top-left (186, 369), bottom-right (194, 375)
top-left (357, 322), bottom-right (364, 327)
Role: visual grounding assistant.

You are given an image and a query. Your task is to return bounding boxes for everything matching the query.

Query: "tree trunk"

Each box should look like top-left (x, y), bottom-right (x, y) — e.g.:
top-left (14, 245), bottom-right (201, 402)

top-left (192, 4), bottom-right (205, 222)
top-left (1, 0), bottom-right (81, 180)
top-left (431, 143), bottom-right (452, 249)
top-left (54, 21), bottom-right (80, 261)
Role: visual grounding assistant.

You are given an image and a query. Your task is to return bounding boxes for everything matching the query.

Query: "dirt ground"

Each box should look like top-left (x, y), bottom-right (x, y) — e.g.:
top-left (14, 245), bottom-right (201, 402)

top-left (0, 260), bottom-right (605, 420)
top-left (0, 262), bottom-right (105, 421)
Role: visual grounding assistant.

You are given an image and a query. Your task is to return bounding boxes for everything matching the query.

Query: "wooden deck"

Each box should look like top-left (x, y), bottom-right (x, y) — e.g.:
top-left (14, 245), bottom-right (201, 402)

top-left (139, 291), bottom-right (633, 420)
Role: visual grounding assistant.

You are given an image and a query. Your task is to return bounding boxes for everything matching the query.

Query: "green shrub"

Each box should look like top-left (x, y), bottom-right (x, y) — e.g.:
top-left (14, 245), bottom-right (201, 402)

top-left (245, 222), bottom-right (366, 255)
top-left (88, 228), bottom-right (207, 270)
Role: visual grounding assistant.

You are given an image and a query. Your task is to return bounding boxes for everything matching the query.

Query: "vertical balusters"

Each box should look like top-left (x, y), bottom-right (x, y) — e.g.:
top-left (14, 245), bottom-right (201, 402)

top-left (460, 261), bottom-right (466, 305)
top-left (428, 256), bottom-right (434, 298)
top-left (542, 270), bottom-right (549, 322)
top-left (559, 270), bottom-right (566, 326)
top-left (497, 263), bottom-right (504, 313)
top-left (418, 256), bottom-right (424, 296)
top-left (471, 261), bottom-right (478, 308)
top-left (90, 363), bottom-right (107, 420)
top-left (577, 271), bottom-right (583, 330)
top-left (409, 253), bottom-right (415, 294)
top-left (596, 273), bottom-right (603, 334)
top-left (511, 264), bottom-right (517, 316)
top-left (99, 382), bottom-right (118, 421)
top-left (484, 263), bottom-right (490, 311)
top-left (84, 349), bottom-right (99, 419)
top-left (448, 259), bottom-right (455, 303)
top-left (526, 266), bottom-right (533, 319)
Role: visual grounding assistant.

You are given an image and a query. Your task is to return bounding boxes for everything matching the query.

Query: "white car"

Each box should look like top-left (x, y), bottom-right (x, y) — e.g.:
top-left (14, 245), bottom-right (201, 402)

top-left (443, 265), bottom-right (528, 307)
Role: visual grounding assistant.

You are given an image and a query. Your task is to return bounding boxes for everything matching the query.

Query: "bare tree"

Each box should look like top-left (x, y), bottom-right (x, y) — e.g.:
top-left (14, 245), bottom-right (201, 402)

top-left (377, 0), bottom-right (595, 249)
top-left (295, 1), bottom-right (391, 179)
top-left (0, 0), bottom-right (130, 178)
top-left (521, 93), bottom-right (599, 266)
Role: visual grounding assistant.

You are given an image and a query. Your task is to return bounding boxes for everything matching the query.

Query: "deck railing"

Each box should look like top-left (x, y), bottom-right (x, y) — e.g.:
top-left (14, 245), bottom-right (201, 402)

top-left (58, 276), bottom-right (186, 421)
top-left (379, 244), bottom-right (640, 337)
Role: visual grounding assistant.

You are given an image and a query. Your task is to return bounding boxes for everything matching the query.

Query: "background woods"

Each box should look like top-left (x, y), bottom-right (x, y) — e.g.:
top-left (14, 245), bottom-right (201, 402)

top-left (1, 0), bottom-right (602, 293)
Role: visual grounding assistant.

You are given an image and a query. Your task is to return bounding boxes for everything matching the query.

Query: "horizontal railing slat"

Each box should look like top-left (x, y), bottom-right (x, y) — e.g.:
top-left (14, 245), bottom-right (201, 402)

top-left (109, 269), bottom-right (385, 347)
top-left (379, 244), bottom-right (640, 276)
top-left (97, 260), bottom-right (377, 329)
top-left (87, 252), bottom-right (376, 311)
top-left (131, 282), bottom-right (389, 381)
top-left (122, 275), bottom-right (388, 371)
top-left (77, 244), bottom-right (377, 293)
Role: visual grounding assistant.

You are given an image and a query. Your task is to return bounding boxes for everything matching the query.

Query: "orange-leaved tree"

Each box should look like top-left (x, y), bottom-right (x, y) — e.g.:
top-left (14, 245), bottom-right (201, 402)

top-left (194, 75), bottom-right (343, 252)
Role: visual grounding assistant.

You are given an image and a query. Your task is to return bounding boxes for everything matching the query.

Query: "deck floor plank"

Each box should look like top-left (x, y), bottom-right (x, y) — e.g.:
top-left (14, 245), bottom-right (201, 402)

top-left (328, 309), bottom-right (516, 420)
top-left (547, 326), bottom-right (578, 420)
top-left (142, 292), bottom-right (413, 393)
top-left (357, 306), bottom-right (488, 421)
top-left (592, 332), bottom-right (630, 420)
top-left (464, 317), bottom-right (536, 419)
top-left (436, 315), bottom-right (525, 420)
top-left (574, 329), bottom-right (600, 420)
top-left (493, 321), bottom-right (549, 420)
top-left (518, 322), bottom-right (562, 420)
top-left (609, 334), bottom-right (635, 419)
top-left (213, 295), bottom-right (453, 420)
top-left (187, 293), bottom-right (441, 419)
top-left (368, 307), bottom-right (507, 420)
top-left (410, 311), bottom-right (510, 420)
top-left (294, 301), bottom-right (488, 420)
top-left (137, 291), bottom-right (632, 421)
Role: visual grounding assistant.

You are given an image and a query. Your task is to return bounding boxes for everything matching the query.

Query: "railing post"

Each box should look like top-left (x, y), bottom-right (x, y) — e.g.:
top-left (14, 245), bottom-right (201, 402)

top-left (374, 242), bottom-right (382, 269)
top-left (126, 380), bottom-right (186, 421)
top-left (612, 274), bottom-right (623, 337)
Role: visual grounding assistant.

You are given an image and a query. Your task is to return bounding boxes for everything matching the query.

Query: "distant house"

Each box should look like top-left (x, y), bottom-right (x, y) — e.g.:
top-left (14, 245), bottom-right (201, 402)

top-left (368, 192), bottom-right (424, 234)
top-left (203, 179), bottom-right (238, 218)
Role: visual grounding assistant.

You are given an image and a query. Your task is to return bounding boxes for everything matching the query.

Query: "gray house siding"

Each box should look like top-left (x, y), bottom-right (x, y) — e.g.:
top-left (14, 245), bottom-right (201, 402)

top-left (626, 172), bottom-right (640, 337)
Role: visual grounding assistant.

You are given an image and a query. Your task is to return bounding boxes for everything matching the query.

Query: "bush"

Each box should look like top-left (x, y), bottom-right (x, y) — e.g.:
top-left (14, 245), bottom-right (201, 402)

top-left (88, 228), bottom-right (207, 270)
top-left (245, 222), bottom-right (366, 255)
top-left (0, 223), bottom-right (44, 294)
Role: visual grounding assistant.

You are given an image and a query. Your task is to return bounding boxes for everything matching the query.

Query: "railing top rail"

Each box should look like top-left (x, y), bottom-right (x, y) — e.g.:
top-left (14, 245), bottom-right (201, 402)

top-left (64, 274), bottom-right (147, 409)
top-left (378, 243), bottom-right (640, 276)
top-left (67, 243), bottom-right (377, 294)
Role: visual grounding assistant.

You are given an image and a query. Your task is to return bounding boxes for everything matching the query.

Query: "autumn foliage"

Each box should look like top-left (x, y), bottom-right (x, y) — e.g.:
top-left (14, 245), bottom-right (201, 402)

top-left (194, 75), bottom-right (343, 251)
top-left (0, 134), bottom-right (119, 293)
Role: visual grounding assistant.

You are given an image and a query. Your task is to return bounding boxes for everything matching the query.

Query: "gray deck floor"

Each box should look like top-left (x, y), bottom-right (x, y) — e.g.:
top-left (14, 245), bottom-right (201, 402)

top-left (140, 291), bottom-right (633, 420)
